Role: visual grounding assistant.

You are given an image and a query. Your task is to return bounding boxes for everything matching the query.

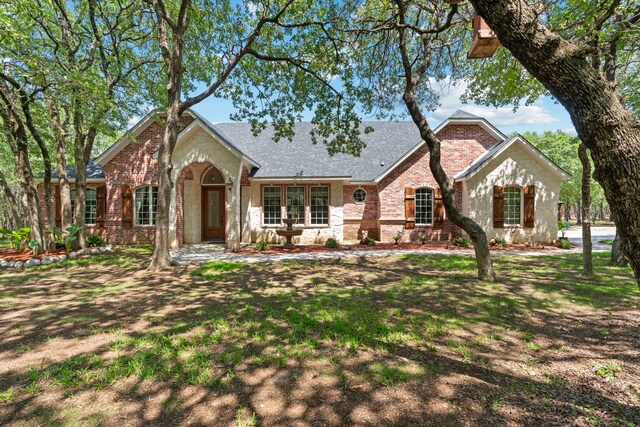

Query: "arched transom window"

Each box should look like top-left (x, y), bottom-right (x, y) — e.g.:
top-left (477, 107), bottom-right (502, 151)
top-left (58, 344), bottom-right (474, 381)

top-left (202, 167), bottom-right (224, 184)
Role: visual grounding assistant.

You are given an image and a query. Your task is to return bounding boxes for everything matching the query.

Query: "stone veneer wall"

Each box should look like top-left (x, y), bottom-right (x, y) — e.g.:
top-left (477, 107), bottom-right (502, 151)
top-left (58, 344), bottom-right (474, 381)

top-left (246, 181), bottom-right (344, 244)
top-left (465, 142), bottom-right (562, 243)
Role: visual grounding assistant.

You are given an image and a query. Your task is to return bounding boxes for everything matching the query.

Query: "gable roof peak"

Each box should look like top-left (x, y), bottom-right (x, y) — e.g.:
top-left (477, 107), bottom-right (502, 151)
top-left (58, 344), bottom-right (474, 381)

top-left (449, 109), bottom-right (480, 119)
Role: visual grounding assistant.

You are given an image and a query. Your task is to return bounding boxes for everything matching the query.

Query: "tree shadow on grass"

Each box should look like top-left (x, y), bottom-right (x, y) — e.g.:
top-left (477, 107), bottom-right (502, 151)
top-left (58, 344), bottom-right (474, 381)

top-left (0, 250), bottom-right (638, 426)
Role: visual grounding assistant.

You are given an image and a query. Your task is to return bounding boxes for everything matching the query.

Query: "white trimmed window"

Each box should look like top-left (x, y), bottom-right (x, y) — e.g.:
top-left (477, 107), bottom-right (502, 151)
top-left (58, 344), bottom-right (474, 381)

top-left (70, 188), bottom-right (97, 225)
top-left (310, 186), bottom-right (329, 225)
top-left (415, 188), bottom-right (434, 225)
top-left (263, 187), bottom-right (282, 225)
top-left (504, 186), bottom-right (522, 226)
top-left (286, 186), bottom-right (305, 224)
top-left (353, 188), bottom-right (367, 203)
top-left (134, 186), bottom-right (158, 226)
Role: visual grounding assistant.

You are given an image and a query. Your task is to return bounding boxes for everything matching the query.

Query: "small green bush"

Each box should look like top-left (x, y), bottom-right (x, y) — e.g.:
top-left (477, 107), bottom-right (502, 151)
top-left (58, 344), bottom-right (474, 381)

top-left (86, 234), bottom-right (106, 247)
top-left (419, 236), bottom-right (428, 244)
top-left (452, 237), bottom-right (470, 247)
top-left (494, 237), bottom-right (507, 248)
top-left (560, 239), bottom-right (571, 249)
top-left (325, 238), bottom-right (339, 248)
top-left (366, 238), bottom-right (376, 246)
top-left (255, 241), bottom-right (269, 251)
top-left (392, 235), bottom-right (401, 244)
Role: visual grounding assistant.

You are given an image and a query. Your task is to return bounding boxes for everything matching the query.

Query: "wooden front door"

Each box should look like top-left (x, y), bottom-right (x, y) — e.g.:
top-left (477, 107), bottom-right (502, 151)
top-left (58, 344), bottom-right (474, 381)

top-left (202, 187), bottom-right (225, 241)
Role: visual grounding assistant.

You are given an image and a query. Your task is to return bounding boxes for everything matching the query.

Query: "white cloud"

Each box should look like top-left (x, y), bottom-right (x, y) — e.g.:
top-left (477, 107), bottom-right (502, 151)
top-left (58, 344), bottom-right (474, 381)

top-left (562, 127), bottom-right (578, 136)
top-left (425, 78), bottom-right (558, 126)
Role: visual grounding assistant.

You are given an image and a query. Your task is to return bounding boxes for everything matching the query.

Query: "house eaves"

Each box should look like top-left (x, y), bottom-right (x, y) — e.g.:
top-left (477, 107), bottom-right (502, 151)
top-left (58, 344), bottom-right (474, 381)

top-left (454, 135), bottom-right (571, 181)
top-left (433, 117), bottom-right (506, 141)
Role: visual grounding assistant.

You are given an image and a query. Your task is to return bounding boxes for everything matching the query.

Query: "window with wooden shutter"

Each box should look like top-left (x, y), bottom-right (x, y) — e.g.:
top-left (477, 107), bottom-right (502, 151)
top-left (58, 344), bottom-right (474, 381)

top-left (96, 186), bottom-right (106, 228)
top-left (122, 185), bottom-right (133, 229)
top-left (433, 187), bottom-right (444, 228)
top-left (523, 185), bottom-right (535, 228)
top-left (493, 185), bottom-right (504, 229)
top-left (404, 187), bottom-right (415, 229)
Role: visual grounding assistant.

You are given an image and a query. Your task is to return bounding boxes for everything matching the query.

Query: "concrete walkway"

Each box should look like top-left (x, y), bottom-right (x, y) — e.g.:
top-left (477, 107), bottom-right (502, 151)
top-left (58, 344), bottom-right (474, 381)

top-left (171, 227), bottom-right (615, 264)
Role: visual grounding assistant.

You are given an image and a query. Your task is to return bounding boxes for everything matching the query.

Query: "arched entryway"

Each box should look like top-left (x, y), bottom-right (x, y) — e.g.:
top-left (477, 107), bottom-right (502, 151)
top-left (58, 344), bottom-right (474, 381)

top-left (175, 161), bottom-right (229, 246)
top-left (200, 166), bottom-right (226, 242)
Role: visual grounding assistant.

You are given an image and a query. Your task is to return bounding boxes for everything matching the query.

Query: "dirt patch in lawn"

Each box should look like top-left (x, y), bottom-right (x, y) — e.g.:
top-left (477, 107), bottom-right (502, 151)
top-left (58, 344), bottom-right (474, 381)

top-left (0, 249), bottom-right (638, 426)
top-left (237, 241), bottom-right (558, 255)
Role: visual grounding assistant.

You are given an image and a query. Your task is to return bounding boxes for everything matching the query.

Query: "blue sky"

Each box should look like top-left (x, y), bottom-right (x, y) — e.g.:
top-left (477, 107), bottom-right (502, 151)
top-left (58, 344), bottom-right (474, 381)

top-left (189, 87), bottom-right (577, 137)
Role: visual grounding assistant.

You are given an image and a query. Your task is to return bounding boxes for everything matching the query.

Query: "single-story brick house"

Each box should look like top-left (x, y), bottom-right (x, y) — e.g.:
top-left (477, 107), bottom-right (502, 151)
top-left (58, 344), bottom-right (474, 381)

top-left (39, 109), bottom-right (569, 249)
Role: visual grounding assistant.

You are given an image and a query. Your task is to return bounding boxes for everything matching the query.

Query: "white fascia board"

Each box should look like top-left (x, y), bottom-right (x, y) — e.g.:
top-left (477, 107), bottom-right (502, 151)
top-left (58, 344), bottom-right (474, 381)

top-left (455, 136), bottom-right (570, 181)
top-left (37, 177), bottom-right (105, 183)
top-left (94, 109), bottom-right (167, 166)
top-left (177, 119), bottom-right (260, 169)
top-left (434, 118), bottom-right (506, 141)
top-left (373, 141), bottom-right (426, 183)
top-left (250, 176), bottom-right (350, 182)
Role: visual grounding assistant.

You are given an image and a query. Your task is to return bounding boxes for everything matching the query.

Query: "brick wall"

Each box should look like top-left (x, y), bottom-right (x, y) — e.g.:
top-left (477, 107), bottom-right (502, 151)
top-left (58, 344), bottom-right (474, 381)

top-left (343, 185), bottom-right (379, 240)
top-left (376, 123), bottom-right (498, 242)
top-left (102, 115), bottom-right (194, 244)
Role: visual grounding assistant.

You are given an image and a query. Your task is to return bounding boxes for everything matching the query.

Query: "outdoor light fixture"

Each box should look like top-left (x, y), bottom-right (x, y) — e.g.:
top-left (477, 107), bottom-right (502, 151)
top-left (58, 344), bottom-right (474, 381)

top-left (226, 177), bottom-right (233, 191)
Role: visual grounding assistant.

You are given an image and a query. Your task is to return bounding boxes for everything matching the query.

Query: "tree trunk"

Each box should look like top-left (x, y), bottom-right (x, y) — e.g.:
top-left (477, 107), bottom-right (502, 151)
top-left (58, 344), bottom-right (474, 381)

top-left (0, 92), bottom-right (45, 250)
top-left (473, 0), bottom-right (640, 286)
top-left (578, 143), bottom-right (593, 275)
top-left (576, 199), bottom-right (582, 225)
top-left (402, 93), bottom-right (496, 281)
top-left (47, 99), bottom-right (73, 229)
top-left (611, 231), bottom-right (628, 267)
top-left (148, 105), bottom-right (181, 270)
top-left (148, 54), bottom-right (184, 270)
top-left (0, 169), bottom-right (22, 228)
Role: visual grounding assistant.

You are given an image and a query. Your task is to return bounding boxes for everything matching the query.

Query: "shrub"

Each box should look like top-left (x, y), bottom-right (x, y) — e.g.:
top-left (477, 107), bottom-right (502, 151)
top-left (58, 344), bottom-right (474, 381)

top-left (255, 241), bottom-right (269, 251)
top-left (53, 225), bottom-right (82, 251)
top-left (0, 227), bottom-right (31, 250)
top-left (86, 234), bottom-right (106, 247)
top-left (325, 238), bottom-right (339, 248)
top-left (392, 235), bottom-right (401, 244)
top-left (557, 220), bottom-right (571, 238)
top-left (452, 237), bottom-right (470, 247)
top-left (560, 239), bottom-right (571, 249)
top-left (366, 237), bottom-right (376, 246)
top-left (419, 236), bottom-right (428, 244)
top-left (494, 237), bottom-right (507, 248)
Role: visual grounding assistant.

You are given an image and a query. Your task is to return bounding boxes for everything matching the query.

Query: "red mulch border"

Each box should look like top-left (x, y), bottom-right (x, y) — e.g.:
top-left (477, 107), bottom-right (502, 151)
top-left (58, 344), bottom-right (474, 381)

top-left (0, 248), bottom-right (69, 262)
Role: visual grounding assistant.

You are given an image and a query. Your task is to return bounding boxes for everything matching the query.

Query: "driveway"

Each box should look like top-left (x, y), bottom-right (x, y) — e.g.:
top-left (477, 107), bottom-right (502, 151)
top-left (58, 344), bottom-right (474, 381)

top-left (564, 225), bottom-right (616, 251)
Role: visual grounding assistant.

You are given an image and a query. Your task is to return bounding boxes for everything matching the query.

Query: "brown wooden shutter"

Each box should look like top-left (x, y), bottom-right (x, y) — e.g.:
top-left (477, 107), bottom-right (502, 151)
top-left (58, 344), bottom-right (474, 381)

top-left (433, 187), bottom-right (444, 228)
top-left (54, 185), bottom-right (61, 227)
top-left (493, 185), bottom-right (504, 229)
top-left (96, 186), bottom-right (106, 228)
top-left (404, 187), bottom-right (415, 229)
top-left (523, 185), bottom-right (535, 228)
top-left (122, 185), bottom-right (133, 229)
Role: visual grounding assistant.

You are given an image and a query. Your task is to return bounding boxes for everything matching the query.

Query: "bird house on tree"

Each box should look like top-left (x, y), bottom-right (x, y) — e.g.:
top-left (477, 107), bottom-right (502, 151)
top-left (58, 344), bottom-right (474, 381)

top-left (468, 15), bottom-right (500, 59)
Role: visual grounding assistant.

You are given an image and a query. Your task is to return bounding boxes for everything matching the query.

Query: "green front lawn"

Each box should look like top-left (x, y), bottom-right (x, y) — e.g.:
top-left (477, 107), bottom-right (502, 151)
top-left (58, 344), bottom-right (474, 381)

top-left (0, 249), bottom-right (638, 426)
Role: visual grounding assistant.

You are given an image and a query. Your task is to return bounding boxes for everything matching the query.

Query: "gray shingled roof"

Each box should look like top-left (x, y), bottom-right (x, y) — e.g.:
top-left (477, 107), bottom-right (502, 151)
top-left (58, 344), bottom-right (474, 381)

top-left (212, 122), bottom-right (423, 181)
top-left (448, 109), bottom-right (480, 119)
top-left (50, 158), bottom-right (105, 179)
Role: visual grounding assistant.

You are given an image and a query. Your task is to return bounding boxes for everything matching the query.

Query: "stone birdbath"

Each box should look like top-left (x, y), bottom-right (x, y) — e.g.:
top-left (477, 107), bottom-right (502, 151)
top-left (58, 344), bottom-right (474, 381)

top-left (276, 213), bottom-right (303, 248)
